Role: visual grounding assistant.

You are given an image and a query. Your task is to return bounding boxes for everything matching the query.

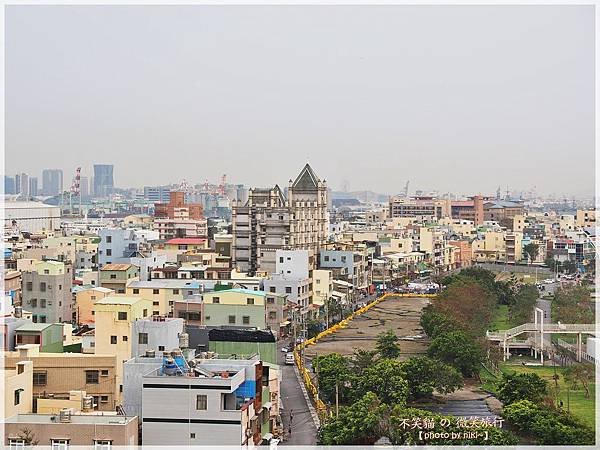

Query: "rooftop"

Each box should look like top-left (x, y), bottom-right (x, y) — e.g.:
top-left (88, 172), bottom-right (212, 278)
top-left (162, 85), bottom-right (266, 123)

top-left (166, 238), bottom-right (207, 245)
top-left (101, 263), bottom-right (135, 271)
top-left (15, 323), bottom-right (56, 332)
top-left (4, 201), bottom-right (61, 210)
top-left (95, 296), bottom-right (147, 306)
top-left (4, 413), bottom-right (135, 425)
top-left (128, 280), bottom-right (201, 289)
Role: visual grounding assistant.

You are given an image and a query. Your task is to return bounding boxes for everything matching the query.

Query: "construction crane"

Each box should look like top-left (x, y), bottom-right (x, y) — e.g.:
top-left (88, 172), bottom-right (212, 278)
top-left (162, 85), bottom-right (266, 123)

top-left (218, 174), bottom-right (227, 196)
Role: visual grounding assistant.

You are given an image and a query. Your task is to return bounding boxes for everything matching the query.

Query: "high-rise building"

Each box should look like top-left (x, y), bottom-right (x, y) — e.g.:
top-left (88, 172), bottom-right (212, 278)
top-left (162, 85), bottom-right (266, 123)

top-left (232, 164), bottom-right (329, 275)
top-left (17, 173), bottom-right (29, 199)
top-left (144, 185), bottom-right (171, 203)
top-left (79, 176), bottom-right (89, 197)
top-left (42, 169), bottom-right (63, 196)
top-left (28, 177), bottom-right (38, 197)
top-left (93, 164), bottom-right (114, 198)
top-left (14, 174), bottom-right (21, 194)
top-left (4, 176), bottom-right (15, 195)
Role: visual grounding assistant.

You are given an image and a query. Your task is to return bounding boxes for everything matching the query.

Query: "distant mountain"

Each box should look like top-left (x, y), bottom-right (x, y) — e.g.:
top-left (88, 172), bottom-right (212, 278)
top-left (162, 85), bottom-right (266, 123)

top-left (331, 190), bottom-right (389, 203)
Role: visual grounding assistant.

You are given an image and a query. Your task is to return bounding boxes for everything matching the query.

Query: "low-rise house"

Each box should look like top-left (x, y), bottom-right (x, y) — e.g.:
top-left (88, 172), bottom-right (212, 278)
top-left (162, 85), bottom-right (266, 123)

top-left (203, 289), bottom-right (267, 329)
top-left (126, 279), bottom-right (202, 317)
top-left (99, 263), bottom-right (139, 294)
top-left (74, 286), bottom-right (113, 327)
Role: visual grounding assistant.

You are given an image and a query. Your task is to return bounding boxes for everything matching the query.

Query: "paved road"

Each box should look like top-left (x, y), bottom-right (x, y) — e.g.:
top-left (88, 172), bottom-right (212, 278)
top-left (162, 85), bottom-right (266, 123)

top-left (278, 341), bottom-right (317, 445)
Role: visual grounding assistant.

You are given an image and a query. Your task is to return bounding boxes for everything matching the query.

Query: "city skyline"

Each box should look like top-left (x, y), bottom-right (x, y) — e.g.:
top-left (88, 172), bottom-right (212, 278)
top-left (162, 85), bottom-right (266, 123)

top-left (6, 5), bottom-right (594, 197)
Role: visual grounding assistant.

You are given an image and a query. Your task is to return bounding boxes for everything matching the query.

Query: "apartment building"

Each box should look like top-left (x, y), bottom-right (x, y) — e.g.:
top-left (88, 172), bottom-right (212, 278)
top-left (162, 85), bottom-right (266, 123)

top-left (131, 317), bottom-right (184, 357)
top-left (312, 269), bottom-right (333, 306)
top-left (93, 296), bottom-right (152, 402)
top-left (203, 288), bottom-right (268, 329)
top-left (4, 414), bottom-right (138, 447)
top-left (450, 196), bottom-right (484, 225)
top-left (388, 197), bottom-right (447, 220)
top-left (74, 286), bottom-right (113, 326)
top-left (141, 357), bottom-right (277, 446)
top-left (2, 361), bottom-right (34, 419)
top-left (264, 274), bottom-right (311, 313)
top-left (483, 200), bottom-right (526, 226)
top-left (232, 164), bottom-right (329, 275)
top-left (3, 344), bottom-right (117, 411)
top-left (154, 190), bottom-right (203, 220)
top-left (472, 231), bottom-right (506, 263)
top-left (153, 191), bottom-right (208, 240)
top-left (126, 279), bottom-right (202, 317)
top-left (21, 260), bottom-right (73, 324)
top-left (576, 209), bottom-right (596, 228)
top-left (99, 263), bottom-right (139, 294)
top-left (14, 323), bottom-right (65, 353)
top-left (319, 245), bottom-right (369, 290)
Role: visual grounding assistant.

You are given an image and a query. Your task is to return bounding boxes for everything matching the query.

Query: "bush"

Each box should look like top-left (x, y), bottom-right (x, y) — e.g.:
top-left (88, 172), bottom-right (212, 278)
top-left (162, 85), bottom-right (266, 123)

top-left (427, 330), bottom-right (482, 377)
top-left (497, 372), bottom-right (548, 405)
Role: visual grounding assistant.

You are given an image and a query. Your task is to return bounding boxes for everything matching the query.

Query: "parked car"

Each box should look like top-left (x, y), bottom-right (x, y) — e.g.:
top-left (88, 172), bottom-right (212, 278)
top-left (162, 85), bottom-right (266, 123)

top-left (285, 353), bottom-right (295, 365)
top-left (281, 346), bottom-right (290, 353)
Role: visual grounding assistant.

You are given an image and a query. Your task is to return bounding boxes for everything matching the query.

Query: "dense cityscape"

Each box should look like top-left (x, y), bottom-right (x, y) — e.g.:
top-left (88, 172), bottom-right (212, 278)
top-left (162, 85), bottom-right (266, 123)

top-left (1, 162), bottom-right (596, 446)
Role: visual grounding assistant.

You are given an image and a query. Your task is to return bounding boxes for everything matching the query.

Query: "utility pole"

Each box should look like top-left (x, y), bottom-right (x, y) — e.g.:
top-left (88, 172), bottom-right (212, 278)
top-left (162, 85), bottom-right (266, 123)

top-left (335, 382), bottom-right (339, 418)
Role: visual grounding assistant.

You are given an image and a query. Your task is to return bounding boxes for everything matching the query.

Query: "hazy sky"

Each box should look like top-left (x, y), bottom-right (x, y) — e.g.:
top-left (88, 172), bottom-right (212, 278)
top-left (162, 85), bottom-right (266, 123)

top-left (6, 5), bottom-right (595, 197)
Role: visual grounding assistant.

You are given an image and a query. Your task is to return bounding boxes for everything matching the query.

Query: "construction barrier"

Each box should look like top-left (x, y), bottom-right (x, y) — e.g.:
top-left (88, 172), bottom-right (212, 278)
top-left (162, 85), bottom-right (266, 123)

top-left (292, 292), bottom-right (437, 420)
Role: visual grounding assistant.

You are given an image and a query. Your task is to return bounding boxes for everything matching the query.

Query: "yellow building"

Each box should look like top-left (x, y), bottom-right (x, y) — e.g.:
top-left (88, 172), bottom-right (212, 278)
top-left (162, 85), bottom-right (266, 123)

top-left (99, 263), bottom-right (140, 294)
top-left (93, 296), bottom-right (152, 402)
top-left (312, 269), bottom-right (333, 306)
top-left (512, 215), bottom-right (526, 232)
top-left (126, 280), bottom-right (202, 316)
top-left (576, 209), bottom-right (596, 228)
top-left (2, 360), bottom-right (33, 419)
top-left (383, 237), bottom-right (414, 255)
top-left (472, 231), bottom-right (506, 262)
top-left (75, 286), bottom-right (114, 326)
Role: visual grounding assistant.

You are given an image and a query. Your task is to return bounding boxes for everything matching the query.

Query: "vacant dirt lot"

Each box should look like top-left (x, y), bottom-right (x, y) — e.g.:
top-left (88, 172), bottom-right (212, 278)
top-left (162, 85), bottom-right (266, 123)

top-left (304, 295), bottom-right (431, 360)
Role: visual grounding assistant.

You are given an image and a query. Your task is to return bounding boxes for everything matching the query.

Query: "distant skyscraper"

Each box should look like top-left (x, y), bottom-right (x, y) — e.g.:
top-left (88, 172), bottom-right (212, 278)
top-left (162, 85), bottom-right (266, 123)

top-left (144, 185), bottom-right (171, 203)
top-left (17, 173), bottom-right (29, 199)
top-left (14, 174), bottom-right (21, 194)
top-left (29, 177), bottom-right (38, 197)
top-left (4, 176), bottom-right (16, 195)
top-left (93, 165), bottom-right (114, 198)
top-left (79, 176), bottom-right (89, 198)
top-left (42, 169), bottom-right (63, 196)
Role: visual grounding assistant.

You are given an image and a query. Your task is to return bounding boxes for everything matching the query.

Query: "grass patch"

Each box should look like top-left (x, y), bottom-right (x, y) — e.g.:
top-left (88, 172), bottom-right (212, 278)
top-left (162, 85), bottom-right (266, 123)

top-left (490, 305), bottom-right (513, 331)
top-left (501, 363), bottom-right (596, 429)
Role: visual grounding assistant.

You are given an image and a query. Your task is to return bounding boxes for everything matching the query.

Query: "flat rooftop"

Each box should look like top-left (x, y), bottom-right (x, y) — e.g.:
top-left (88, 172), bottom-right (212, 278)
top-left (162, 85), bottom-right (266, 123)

top-left (5, 413), bottom-right (135, 425)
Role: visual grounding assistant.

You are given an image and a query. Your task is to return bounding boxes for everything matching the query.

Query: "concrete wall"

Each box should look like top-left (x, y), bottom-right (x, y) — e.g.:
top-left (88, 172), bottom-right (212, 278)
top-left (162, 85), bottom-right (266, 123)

top-left (275, 249), bottom-right (309, 279)
top-left (132, 318), bottom-right (184, 357)
top-left (2, 361), bottom-right (33, 419)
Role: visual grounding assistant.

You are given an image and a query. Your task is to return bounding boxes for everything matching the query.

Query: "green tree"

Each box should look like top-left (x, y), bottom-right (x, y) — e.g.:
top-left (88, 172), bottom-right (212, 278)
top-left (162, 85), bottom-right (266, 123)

top-left (375, 329), bottom-right (401, 359)
top-left (350, 348), bottom-right (378, 376)
top-left (552, 285), bottom-right (595, 323)
top-left (318, 392), bottom-right (387, 445)
top-left (571, 364), bottom-right (593, 398)
top-left (561, 259), bottom-right (578, 274)
top-left (497, 372), bottom-right (548, 405)
top-left (399, 356), bottom-right (463, 400)
top-left (427, 331), bottom-right (482, 377)
top-left (509, 284), bottom-right (538, 324)
top-left (359, 359), bottom-right (409, 406)
top-left (523, 243), bottom-right (539, 264)
top-left (313, 353), bottom-right (354, 405)
top-left (420, 308), bottom-right (461, 339)
top-left (545, 256), bottom-right (559, 271)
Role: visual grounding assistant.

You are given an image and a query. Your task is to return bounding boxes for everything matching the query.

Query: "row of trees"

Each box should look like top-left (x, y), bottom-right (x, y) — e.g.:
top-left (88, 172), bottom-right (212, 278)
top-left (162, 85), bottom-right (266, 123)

top-left (316, 329), bottom-right (518, 445)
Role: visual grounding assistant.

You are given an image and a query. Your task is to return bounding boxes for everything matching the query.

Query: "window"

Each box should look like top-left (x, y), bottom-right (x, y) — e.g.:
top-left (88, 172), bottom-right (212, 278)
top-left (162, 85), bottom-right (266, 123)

top-left (14, 389), bottom-right (22, 405)
top-left (196, 394), bottom-right (207, 410)
top-left (139, 333), bottom-right (148, 344)
top-left (133, 288), bottom-right (139, 294)
top-left (266, 297), bottom-right (275, 304)
top-left (40, 299), bottom-right (47, 308)
top-left (94, 440), bottom-right (112, 450)
top-left (118, 311), bottom-right (127, 320)
top-left (39, 315), bottom-right (47, 323)
top-left (228, 315), bottom-right (236, 324)
top-left (44, 269), bottom-right (50, 275)
top-left (31, 298), bottom-right (37, 307)
top-left (173, 289), bottom-right (179, 294)
top-left (269, 286), bottom-right (276, 293)
top-left (100, 369), bottom-right (109, 376)
top-left (26, 282), bottom-right (32, 291)
top-left (269, 311), bottom-right (277, 319)
top-left (142, 308), bottom-right (148, 317)
top-left (110, 336), bottom-right (117, 345)
top-left (153, 311), bottom-right (159, 316)
top-left (40, 282), bottom-right (46, 292)
top-left (212, 297), bottom-right (220, 303)
top-left (110, 274), bottom-right (117, 279)
top-left (158, 345), bottom-right (165, 351)
top-left (106, 249), bottom-right (112, 256)
top-left (324, 256), bottom-right (330, 262)
top-left (123, 336), bottom-right (128, 342)
top-left (279, 257), bottom-right (284, 263)
top-left (86, 370), bottom-right (99, 384)
top-left (190, 433), bottom-right (196, 439)
top-left (51, 439), bottom-right (69, 450)
top-left (153, 301), bottom-right (159, 306)
top-left (247, 298), bottom-right (254, 305)
top-left (91, 295), bottom-right (96, 300)
top-left (242, 316), bottom-right (250, 325)
top-left (316, 279), bottom-right (321, 284)
top-left (153, 289), bottom-right (160, 295)
top-left (33, 371), bottom-right (47, 386)
top-left (100, 395), bottom-right (109, 403)
top-left (285, 287), bottom-right (292, 294)
top-left (106, 236), bottom-right (112, 243)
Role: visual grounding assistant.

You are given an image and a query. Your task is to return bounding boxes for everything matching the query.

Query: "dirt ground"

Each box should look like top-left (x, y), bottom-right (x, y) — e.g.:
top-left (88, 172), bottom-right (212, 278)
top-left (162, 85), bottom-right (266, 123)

top-left (303, 295), bottom-right (431, 360)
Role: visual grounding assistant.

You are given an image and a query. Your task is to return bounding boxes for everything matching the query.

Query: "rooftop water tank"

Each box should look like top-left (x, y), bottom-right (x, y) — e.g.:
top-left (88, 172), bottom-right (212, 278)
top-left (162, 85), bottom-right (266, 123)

top-left (163, 357), bottom-right (178, 376)
top-left (59, 409), bottom-right (72, 423)
top-left (179, 332), bottom-right (189, 349)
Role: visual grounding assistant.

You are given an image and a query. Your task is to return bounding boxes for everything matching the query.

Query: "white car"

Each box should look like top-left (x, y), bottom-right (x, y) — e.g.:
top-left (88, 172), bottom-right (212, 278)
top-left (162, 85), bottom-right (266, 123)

top-left (543, 279), bottom-right (555, 284)
top-left (280, 346), bottom-right (290, 353)
top-left (285, 353), bottom-right (295, 365)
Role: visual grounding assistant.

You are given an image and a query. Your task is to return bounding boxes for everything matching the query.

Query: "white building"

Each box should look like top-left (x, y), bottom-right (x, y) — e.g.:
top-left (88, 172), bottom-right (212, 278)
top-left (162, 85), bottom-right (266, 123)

top-left (275, 249), bottom-right (309, 279)
top-left (4, 201), bottom-right (61, 233)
